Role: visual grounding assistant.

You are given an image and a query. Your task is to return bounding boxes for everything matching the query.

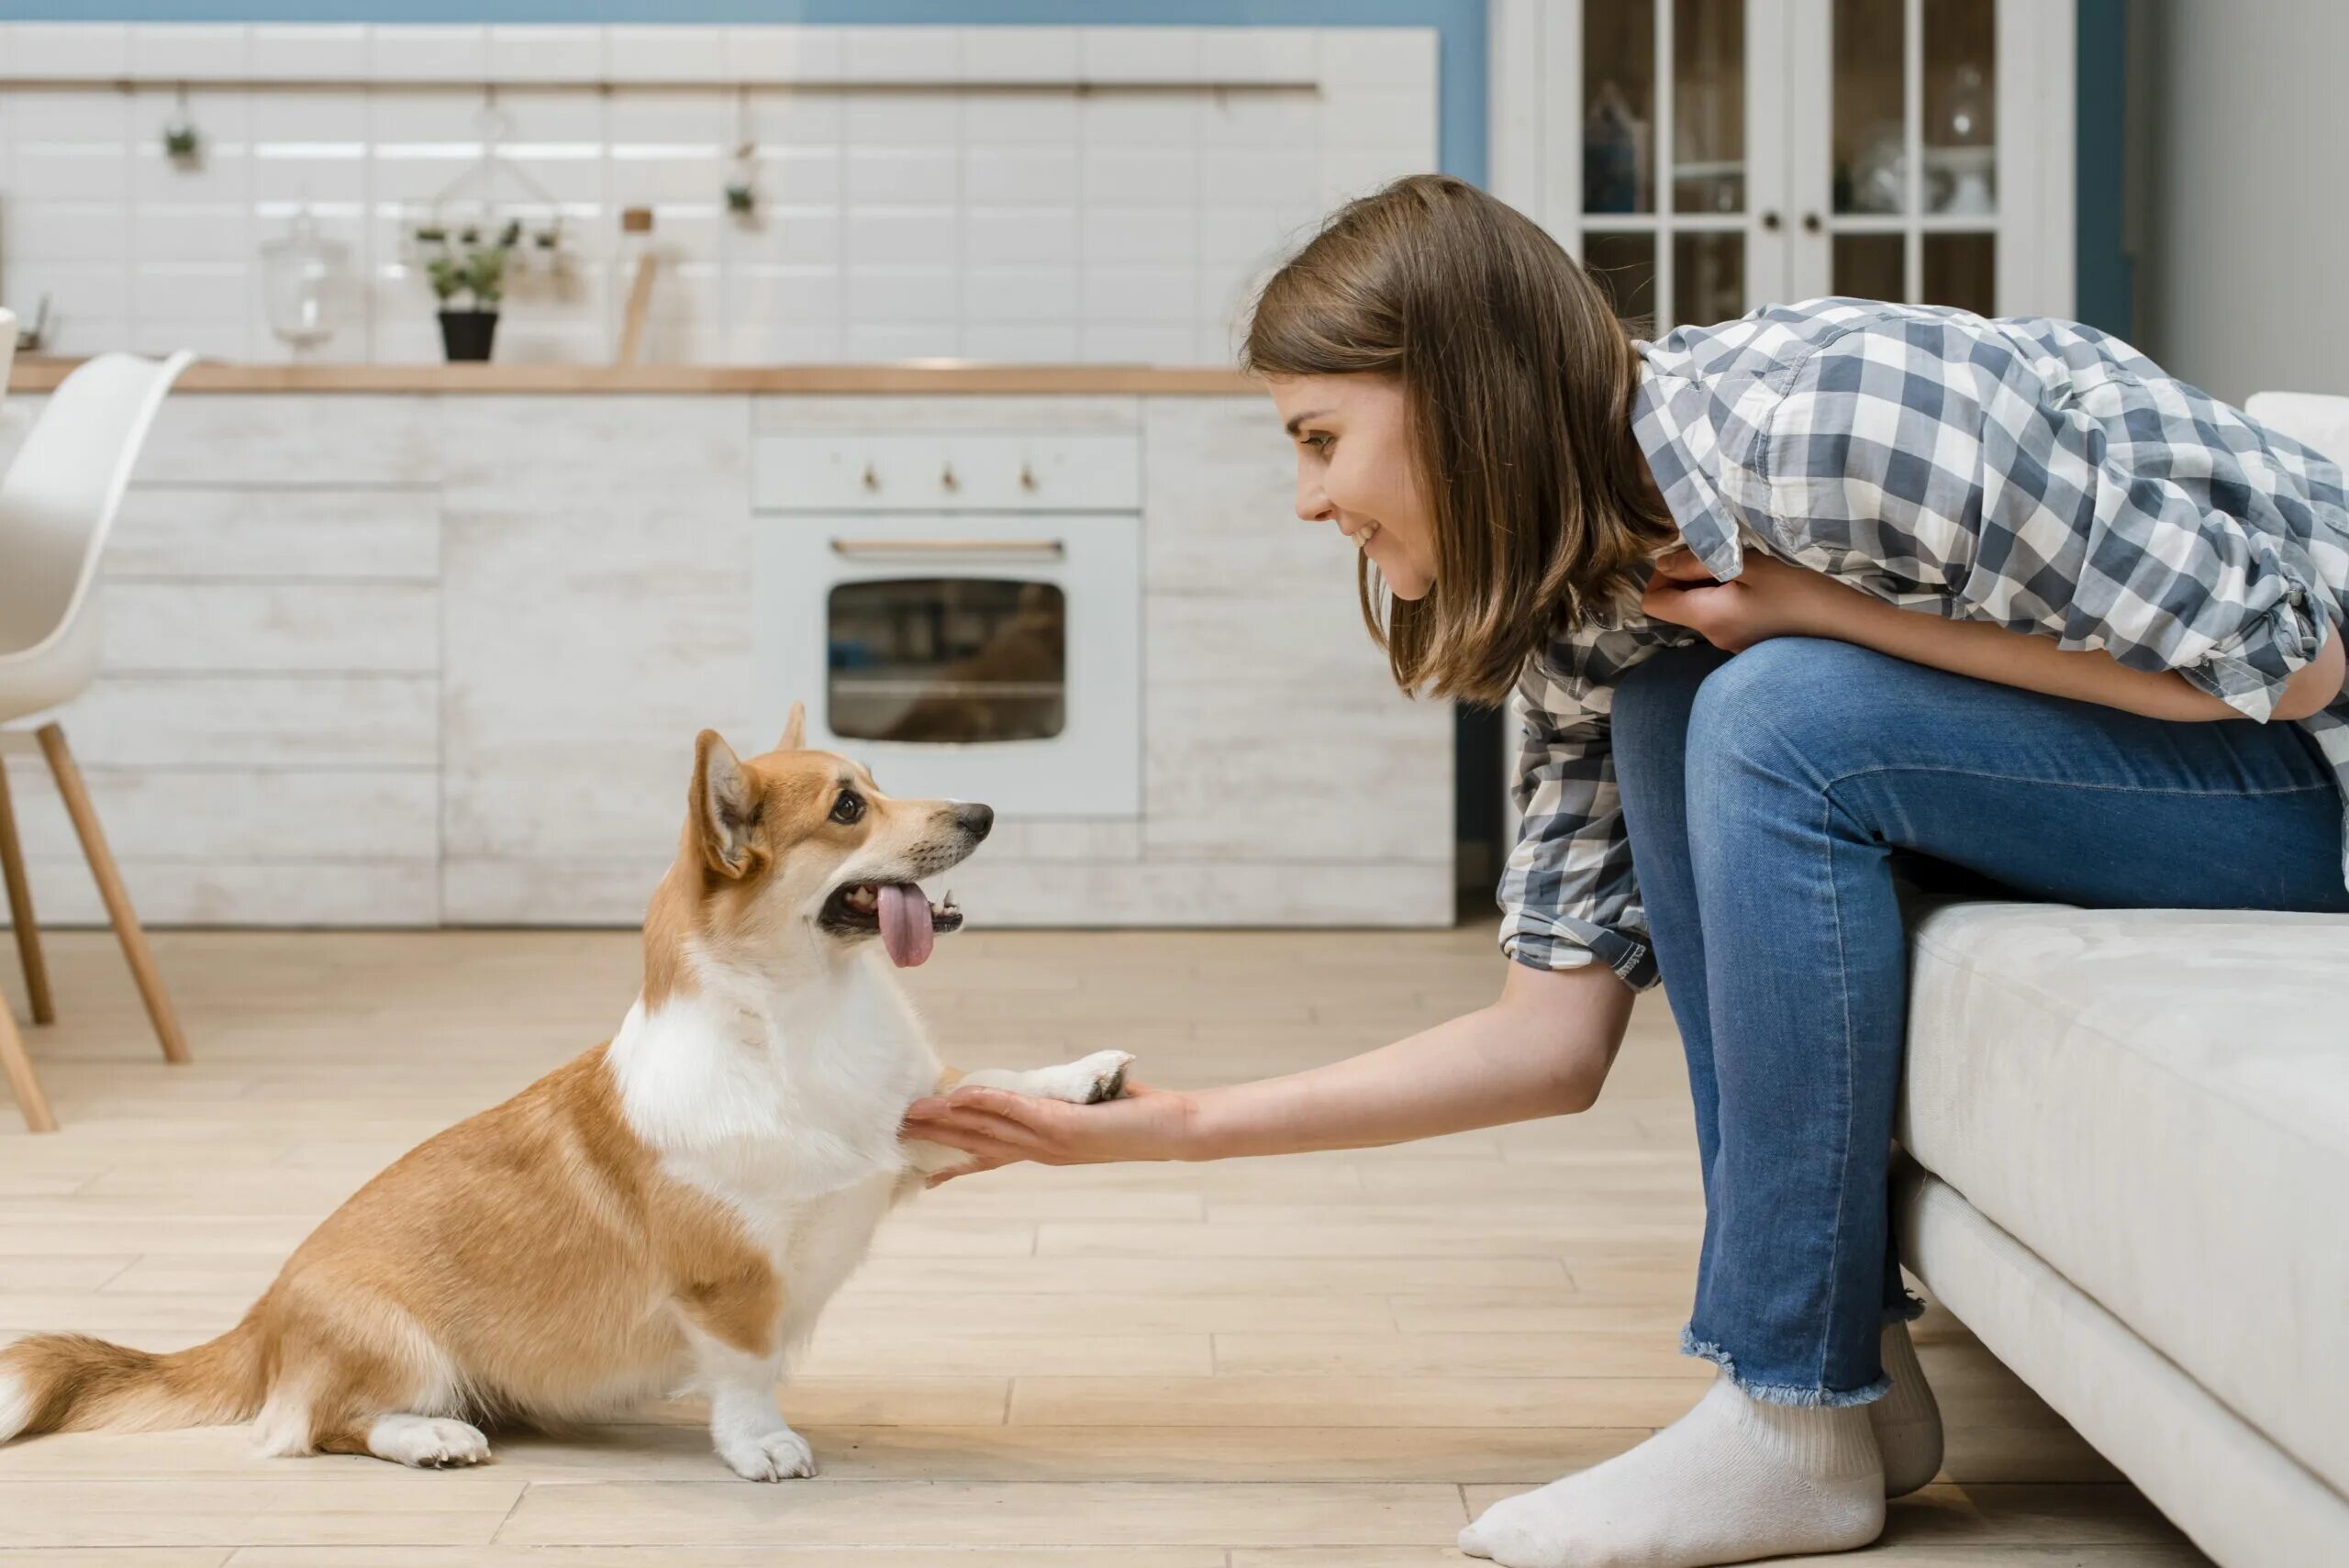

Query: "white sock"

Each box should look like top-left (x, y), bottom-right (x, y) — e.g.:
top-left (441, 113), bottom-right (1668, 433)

top-left (1868, 1319), bottom-right (1943, 1497)
top-left (1459, 1374), bottom-right (1885, 1568)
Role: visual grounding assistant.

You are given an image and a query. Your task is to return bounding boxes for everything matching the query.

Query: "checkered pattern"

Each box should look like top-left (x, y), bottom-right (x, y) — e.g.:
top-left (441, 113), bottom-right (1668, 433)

top-left (1500, 297), bottom-right (2349, 985)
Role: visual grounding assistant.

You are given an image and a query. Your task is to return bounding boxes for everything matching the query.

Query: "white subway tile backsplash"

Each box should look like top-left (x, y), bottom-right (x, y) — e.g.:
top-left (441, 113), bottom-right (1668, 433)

top-left (845, 206), bottom-right (957, 268)
top-left (10, 23), bottom-right (130, 80)
top-left (844, 27), bottom-right (962, 84)
top-left (6, 203), bottom-right (134, 262)
top-left (1199, 27), bottom-right (1318, 85)
top-left (0, 21), bottom-right (1434, 370)
top-left (129, 24), bottom-right (250, 83)
top-left (1083, 205), bottom-right (1197, 265)
top-left (1081, 266), bottom-right (1196, 325)
top-left (11, 86), bottom-right (132, 144)
top-left (966, 265), bottom-right (1081, 323)
top-left (962, 27), bottom-right (1080, 83)
top-left (961, 92), bottom-right (1081, 145)
top-left (133, 261), bottom-right (249, 321)
top-left (845, 322), bottom-right (956, 362)
top-left (847, 265), bottom-right (959, 323)
top-left (1080, 323), bottom-right (1192, 364)
top-left (727, 26), bottom-right (844, 85)
top-left (965, 146), bottom-right (1079, 206)
top-left (487, 26), bottom-right (603, 84)
top-left (728, 264), bottom-right (843, 326)
top-left (368, 26), bottom-right (488, 83)
top-left (1083, 146), bottom-right (1199, 207)
top-left (845, 95), bottom-right (960, 148)
top-left (846, 146), bottom-right (959, 205)
top-left (1078, 27), bottom-right (1203, 85)
top-left (606, 25), bottom-right (730, 85)
top-left (965, 206), bottom-right (1079, 267)
top-left (249, 25), bottom-right (367, 82)
top-left (963, 322), bottom-right (1080, 363)
top-left (7, 148), bottom-right (131, 203)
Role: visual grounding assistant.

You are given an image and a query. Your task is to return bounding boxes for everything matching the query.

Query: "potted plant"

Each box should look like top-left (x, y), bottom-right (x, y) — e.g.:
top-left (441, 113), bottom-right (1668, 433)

top-left (420, 220), bottom-right (519, 361)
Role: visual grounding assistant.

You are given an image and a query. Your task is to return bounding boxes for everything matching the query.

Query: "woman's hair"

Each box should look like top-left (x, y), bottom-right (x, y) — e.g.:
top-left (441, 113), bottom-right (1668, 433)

top-left (1241, 173), bottom-right (1672, 706)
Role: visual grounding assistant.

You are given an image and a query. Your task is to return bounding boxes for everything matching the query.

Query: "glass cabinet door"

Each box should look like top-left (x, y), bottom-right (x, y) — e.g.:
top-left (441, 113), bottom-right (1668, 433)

top-left (1575, 0), bottom-right (1776, 331)
top-left (1801, 0), bottom-right (2001, 314)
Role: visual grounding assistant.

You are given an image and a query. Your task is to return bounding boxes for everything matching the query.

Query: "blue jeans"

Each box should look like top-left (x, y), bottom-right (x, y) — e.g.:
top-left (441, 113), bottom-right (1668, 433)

top-left (1609, 638), bottom-right (2349, 1407)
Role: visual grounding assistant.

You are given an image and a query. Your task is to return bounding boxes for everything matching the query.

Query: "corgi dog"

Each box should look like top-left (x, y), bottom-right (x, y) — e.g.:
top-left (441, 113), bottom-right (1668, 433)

top-left (0, 706), bottom-right (1132, 1480)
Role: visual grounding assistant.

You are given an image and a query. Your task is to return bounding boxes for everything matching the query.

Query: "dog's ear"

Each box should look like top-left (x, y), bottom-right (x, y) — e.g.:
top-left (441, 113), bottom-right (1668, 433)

top-left (778, 701), bottom-right (807, 752)
top-left (691, 729), bottom-right (761, 879)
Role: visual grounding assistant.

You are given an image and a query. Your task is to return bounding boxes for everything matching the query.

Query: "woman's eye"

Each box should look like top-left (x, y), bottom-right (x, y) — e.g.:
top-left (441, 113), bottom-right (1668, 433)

top-left (830, 791), bottom-right (865, 825)
top-left (1305, 433), bottom-right (1333, 453)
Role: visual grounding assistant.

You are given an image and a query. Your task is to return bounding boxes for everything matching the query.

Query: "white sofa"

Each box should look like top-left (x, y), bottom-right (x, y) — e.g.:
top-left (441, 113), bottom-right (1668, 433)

top-left (1893, 388), bottom-right (2349, 1568)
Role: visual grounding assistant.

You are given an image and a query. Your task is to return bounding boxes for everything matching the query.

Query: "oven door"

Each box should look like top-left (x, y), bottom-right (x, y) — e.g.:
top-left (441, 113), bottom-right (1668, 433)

top-left (754, 513), bottom-right (1141, 818)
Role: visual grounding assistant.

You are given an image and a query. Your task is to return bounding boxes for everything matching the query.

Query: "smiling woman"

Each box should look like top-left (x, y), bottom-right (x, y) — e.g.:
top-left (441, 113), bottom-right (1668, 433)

top-left (901, 173), bottom-right (2349, 1568)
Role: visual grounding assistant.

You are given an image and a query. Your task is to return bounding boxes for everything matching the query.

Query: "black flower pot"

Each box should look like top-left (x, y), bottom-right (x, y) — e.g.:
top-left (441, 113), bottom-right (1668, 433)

top-left (438, 309), bottom-right (499, 362)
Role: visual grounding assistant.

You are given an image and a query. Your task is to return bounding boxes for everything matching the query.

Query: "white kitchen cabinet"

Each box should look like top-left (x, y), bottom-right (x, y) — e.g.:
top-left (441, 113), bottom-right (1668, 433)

top-left (1489, 0), bottom-right (2075, 327)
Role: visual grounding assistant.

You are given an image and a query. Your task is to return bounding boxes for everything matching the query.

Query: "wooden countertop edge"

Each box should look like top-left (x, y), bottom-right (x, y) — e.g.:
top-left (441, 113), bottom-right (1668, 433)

top-left (6, 357), bottom-right (1263, 396)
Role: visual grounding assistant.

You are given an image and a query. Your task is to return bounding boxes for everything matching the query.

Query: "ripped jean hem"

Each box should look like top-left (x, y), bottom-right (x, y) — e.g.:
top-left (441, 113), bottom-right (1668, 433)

top-left (1680, 1326), bottom-right (1891, 1408)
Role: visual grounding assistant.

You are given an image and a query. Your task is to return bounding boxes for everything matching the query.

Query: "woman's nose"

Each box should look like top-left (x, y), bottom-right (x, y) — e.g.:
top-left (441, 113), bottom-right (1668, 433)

top-left (1295, 473), bottom-right (1332, 523)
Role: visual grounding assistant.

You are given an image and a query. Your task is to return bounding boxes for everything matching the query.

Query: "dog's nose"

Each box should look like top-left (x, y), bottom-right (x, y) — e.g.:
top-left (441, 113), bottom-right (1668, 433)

top-left (956, 803), bottom-right (995, 840)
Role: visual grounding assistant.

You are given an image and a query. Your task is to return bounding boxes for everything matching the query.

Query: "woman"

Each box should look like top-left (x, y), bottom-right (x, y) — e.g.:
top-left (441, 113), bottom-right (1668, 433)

top-left (902, 175), bottom-right (2349, 1568)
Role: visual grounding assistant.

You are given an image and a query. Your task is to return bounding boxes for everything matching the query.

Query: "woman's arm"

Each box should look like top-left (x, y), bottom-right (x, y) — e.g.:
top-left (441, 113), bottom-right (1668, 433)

top-left (1644, 550), bottom-right (2347, 723)
top-left (901, 962), bottom-right (1632, 1181)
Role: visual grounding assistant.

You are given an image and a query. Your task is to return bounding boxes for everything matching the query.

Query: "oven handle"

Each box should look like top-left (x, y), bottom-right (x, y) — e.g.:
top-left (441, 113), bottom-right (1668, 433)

top-left (828, 538), bottom-right (1067, 561)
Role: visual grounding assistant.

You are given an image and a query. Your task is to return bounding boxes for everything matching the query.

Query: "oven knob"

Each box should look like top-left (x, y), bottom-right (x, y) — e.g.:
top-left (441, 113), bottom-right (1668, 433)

top-left (1019, 462), bottom-right (1038, 492)
top-left (861, 462), bottom-right (879, 492)
top-left (941, 462), bottom-right (959, 492)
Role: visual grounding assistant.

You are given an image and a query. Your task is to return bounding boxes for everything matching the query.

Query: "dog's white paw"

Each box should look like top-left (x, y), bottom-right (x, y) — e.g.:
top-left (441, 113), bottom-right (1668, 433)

top-left (720, 1426), bottom-right (818, 1482)
top-left (366, 1414), bottom-right (491, 1469)
top-left (1038, 1050), bottom-right (1134, 1105)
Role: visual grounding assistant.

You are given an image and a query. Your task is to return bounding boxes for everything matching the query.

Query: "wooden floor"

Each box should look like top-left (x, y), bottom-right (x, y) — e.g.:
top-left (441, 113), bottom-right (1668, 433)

top-left (0, 924), bottom-right (2207, 1566)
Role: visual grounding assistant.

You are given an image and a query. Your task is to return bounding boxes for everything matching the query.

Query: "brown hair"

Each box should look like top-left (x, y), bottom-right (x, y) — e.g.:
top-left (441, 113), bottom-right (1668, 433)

top-left (1241, 173), bottom-right (1672, 705)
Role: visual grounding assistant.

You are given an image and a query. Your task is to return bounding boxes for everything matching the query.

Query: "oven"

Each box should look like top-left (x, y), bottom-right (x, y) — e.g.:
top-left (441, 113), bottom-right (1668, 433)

top-left (751, 422), bottom-right (1142, 818)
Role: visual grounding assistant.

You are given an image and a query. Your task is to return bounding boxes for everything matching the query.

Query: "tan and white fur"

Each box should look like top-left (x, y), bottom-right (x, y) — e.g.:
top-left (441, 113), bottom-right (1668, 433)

top-left (0, 706), bottom-right (1131, 1480)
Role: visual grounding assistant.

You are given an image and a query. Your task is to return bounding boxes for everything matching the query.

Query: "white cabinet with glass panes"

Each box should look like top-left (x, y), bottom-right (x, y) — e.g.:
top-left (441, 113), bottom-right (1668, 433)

top-left (1488, 0), bottom-right (2076, 331)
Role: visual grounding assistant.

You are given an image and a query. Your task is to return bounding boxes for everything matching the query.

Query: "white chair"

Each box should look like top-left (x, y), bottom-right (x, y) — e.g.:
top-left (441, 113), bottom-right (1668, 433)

top-left (0, 349), bottom-right (195, 1132)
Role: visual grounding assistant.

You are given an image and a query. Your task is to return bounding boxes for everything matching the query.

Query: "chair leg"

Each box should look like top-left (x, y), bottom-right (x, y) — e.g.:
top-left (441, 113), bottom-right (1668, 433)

top-left (36, 723), bottom-right (191, 1065)
top-left (0, 757), bottom-right (57, 1025)
top-left (0, 995), bottom-right (58, 1132)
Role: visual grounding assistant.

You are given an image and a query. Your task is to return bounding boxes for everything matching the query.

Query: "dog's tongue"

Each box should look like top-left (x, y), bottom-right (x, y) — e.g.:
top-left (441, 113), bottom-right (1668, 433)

top-left (877, 883), bottom-right (935, 968)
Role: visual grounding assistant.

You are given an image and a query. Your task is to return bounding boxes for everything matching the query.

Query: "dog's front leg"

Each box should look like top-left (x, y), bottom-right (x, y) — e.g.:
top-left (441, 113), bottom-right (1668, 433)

top-left (903, 1050), bottom-right (1135, 1176)
top-left (681, 1318), bottom-right (815, 1481)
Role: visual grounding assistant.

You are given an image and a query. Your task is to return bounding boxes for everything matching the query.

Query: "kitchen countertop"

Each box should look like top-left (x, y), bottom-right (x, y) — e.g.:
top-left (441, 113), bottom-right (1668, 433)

top-left (5, 357), bottom-right (1260, 396)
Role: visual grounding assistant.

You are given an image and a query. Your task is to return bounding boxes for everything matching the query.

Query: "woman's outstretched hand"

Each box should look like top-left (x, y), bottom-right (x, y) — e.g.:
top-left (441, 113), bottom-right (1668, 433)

top-left (1641, 548), bottom-right (1854, 652)
top-left (901, 1075), bottom-right (1200, 1186)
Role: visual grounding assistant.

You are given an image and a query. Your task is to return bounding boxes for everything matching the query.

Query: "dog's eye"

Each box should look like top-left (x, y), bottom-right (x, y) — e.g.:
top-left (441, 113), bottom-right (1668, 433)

top-left (829, 790), bottom-right (865, 825)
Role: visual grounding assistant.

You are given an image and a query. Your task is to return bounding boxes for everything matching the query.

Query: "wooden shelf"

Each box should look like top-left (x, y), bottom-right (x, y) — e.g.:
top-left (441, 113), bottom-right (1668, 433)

top-left (6, 358), bottom-right (1262, 397)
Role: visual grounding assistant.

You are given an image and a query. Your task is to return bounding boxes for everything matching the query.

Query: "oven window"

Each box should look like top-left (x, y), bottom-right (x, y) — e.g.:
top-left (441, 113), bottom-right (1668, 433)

top-left (827, 578), bottom-right (1067, 743)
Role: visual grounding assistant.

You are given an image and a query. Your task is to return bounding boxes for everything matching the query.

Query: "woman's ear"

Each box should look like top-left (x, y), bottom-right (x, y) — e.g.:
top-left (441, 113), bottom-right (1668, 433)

top-left (690, 729), bottom-right (760, 878)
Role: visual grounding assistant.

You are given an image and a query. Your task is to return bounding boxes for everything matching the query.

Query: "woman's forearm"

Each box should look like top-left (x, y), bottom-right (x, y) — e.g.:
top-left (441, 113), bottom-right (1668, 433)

top-left (1828, 591), bottom-right (2345, 722)
top-left (1183, 962), bottom-right (1632, 1159)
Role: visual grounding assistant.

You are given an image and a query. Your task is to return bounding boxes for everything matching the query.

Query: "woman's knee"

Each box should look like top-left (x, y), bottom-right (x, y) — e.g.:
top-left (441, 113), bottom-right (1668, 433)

top-left (1685, 638), bottom-right (1894, 797)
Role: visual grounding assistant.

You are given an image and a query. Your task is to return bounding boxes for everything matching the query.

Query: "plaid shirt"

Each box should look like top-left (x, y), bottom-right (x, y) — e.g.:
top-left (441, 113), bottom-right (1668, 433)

top-left (1500, 298), bottom-right (2349, 987)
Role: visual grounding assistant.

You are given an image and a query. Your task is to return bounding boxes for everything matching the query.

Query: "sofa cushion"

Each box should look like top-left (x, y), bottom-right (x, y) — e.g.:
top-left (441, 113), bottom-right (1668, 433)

top-left (1899, 902), bottom-right (2349, 1498)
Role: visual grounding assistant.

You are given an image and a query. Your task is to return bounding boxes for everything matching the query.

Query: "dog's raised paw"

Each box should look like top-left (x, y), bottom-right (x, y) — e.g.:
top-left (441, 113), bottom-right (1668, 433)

top-left (721, 1427), bottom-right (818, 1482)
top-left (1074, 1049), bottom-right (1134, 1104)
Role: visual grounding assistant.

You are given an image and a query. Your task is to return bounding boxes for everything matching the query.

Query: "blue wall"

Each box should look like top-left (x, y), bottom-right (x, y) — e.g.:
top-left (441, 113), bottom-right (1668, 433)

top-left (0, 2), bottom-right (1489, 185)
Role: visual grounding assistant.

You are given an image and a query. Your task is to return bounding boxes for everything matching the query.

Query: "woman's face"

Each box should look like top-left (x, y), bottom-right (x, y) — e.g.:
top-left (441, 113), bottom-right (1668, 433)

top-left (1268, 374), bottom-right (1438, 601)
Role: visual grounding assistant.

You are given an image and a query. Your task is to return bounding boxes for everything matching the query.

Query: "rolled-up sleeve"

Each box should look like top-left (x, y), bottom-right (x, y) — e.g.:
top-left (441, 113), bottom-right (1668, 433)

top-left (1497, 639), bottom-right (1663, 990)
top-left (1753, 324), bottom-right (2347, 723)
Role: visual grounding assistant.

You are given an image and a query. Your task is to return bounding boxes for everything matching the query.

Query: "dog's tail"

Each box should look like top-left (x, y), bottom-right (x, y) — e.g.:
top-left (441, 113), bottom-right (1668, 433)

top-left (0, 1308), bottom-right (268, 1440)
